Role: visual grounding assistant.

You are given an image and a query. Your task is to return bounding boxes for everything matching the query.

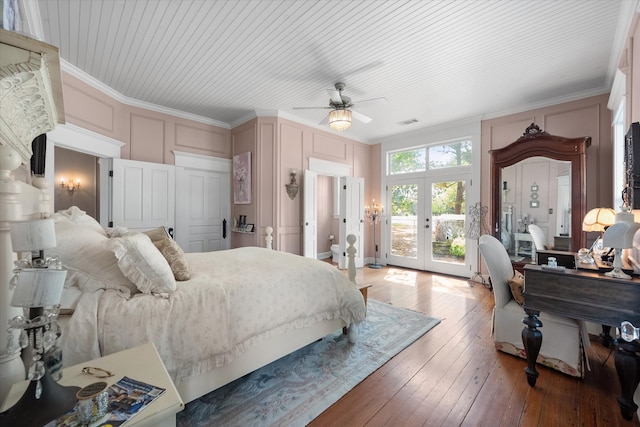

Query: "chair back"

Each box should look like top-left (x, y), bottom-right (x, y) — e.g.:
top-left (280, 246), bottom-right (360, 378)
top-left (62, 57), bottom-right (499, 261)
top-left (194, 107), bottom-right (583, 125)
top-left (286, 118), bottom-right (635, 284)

top-left (528, 224), bottom-right (546, 252)
top-left (479, 234), bottom-right (515, 307)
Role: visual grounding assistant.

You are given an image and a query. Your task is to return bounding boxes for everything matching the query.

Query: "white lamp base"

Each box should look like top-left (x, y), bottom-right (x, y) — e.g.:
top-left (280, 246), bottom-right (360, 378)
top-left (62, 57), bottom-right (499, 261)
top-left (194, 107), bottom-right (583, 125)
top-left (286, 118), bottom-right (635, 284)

top-left (605, 268), bottom-right (632, 279)
top-left (605, 248), bottom-right (632, 279)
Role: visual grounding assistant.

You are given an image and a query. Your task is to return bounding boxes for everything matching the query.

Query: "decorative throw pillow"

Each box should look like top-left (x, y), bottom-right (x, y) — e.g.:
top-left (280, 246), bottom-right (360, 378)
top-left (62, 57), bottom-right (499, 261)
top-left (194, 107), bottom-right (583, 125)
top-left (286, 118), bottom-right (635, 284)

top-left (508, 270), bottom-right (525, 305)
top-left (144, 226), bottom-right (171, 242)
top-left (103, 233), bottom-right (177, 295)
top-left (153, 238), bottom-right (191, 281)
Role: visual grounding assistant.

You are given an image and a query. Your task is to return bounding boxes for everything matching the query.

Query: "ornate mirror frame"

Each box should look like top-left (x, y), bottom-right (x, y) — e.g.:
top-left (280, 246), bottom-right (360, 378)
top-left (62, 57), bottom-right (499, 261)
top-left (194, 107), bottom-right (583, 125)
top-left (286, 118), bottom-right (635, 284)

top-left (489, 124), bottom-right (591, 252)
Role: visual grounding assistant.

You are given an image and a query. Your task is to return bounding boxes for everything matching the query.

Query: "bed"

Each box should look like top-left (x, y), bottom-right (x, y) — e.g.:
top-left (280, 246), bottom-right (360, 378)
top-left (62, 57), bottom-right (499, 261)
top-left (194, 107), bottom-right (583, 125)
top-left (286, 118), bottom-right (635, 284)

top-left (40, 208), bottom-right (367, 403)
top-left (0, 28), bottom-right (365, 406)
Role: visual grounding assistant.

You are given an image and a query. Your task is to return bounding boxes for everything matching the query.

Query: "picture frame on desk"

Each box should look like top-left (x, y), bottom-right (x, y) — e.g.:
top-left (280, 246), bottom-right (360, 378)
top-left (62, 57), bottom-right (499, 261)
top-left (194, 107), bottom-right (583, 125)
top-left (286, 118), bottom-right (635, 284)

top-left (245, 224), bottom-right (254, 232)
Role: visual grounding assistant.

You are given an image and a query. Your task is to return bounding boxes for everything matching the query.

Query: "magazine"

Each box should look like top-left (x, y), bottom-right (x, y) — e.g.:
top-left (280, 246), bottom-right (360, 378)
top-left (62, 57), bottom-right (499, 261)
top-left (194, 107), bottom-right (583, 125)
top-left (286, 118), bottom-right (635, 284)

top-left (46, 376), bottom-right (166, 427)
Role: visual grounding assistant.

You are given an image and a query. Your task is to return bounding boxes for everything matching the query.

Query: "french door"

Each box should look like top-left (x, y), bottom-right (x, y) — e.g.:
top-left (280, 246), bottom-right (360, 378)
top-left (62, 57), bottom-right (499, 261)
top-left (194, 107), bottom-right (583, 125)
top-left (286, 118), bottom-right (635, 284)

top-left (386, 173), bottom-right (471, 276)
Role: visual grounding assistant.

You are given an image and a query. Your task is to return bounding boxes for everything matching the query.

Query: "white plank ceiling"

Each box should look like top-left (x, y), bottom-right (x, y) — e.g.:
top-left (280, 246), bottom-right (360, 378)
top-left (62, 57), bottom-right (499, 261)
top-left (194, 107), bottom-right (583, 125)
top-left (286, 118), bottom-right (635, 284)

top-left (29, 0), bottom-right (631, 142)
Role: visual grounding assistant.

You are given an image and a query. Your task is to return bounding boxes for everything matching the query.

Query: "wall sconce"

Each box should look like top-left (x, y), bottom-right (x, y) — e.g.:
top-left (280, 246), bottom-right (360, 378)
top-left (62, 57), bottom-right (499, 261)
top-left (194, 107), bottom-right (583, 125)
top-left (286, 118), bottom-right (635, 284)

top-left (285, 169), bottom-right (299, 200)
top-left (60, 178), bottom-right (80, 194)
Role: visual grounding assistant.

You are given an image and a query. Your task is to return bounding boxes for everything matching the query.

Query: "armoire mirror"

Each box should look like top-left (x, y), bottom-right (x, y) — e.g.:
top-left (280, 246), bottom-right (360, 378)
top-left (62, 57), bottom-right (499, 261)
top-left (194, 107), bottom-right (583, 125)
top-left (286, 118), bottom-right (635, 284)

top-left (489, 124), bottom-right (591, 259)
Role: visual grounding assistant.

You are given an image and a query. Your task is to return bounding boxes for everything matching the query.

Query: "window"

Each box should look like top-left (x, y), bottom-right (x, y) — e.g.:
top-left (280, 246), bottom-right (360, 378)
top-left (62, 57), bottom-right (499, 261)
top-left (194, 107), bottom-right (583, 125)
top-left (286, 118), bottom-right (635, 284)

top-left (428, 140), bottom-right (472, 169)
top-left (388, 139), bottom-right (472, 176)
top-left (389, 148), bottom-right (426, 175)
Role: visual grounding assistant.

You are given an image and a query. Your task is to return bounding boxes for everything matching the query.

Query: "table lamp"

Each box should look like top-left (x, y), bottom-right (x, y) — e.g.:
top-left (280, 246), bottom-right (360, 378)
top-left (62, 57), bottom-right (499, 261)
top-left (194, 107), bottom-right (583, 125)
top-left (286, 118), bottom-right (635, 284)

top-left (582, 207), bottom-right (616, 260)
top-left (0, 219), bottom-right (79, 427)
top-left (602, 215), bottom-right (640, 279)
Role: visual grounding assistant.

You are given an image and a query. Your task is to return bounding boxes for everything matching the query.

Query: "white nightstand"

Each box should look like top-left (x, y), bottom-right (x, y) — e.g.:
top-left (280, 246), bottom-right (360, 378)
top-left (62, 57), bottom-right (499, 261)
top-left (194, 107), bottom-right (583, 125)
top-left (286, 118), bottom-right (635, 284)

top-left (1, 342), bottom-right (184, 427)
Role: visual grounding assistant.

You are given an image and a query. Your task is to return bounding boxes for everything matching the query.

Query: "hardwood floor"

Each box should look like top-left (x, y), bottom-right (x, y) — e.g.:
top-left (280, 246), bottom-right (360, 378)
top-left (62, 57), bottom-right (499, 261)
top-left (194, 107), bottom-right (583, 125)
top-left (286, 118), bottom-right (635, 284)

top-left (310, 263), bottom-right (640, 427)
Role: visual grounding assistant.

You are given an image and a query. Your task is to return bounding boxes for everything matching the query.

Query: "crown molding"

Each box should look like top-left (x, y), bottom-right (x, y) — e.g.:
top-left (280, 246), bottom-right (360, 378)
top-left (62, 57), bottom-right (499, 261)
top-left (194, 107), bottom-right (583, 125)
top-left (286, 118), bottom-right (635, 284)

top-left (60, 61), bottom-right (230, 129)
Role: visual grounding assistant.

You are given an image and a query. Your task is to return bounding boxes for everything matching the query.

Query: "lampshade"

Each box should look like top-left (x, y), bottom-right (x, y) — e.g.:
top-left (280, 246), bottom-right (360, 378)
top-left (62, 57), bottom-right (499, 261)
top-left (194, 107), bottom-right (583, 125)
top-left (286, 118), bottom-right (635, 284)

top-left (582, 208), bottom-right (616, 232)
top-left (603, 221), bottom-right (640, 250)
top-left (329, 109), bottom-right (352, 131)
top-left (10, 268), bottom-right (67, 307)
top-left (9, 218), bottom-right (56, 252)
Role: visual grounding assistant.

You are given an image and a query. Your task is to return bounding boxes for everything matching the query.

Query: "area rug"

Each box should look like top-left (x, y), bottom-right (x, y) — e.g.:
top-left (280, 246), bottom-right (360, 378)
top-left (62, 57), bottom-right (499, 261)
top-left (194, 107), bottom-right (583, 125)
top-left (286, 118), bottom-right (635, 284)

top-left (177, 299), bottom-right (440, 427)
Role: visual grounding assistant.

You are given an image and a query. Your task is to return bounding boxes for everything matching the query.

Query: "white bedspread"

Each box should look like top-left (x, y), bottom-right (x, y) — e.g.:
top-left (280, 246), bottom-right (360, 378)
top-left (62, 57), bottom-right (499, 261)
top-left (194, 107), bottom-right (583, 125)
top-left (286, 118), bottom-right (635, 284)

top-left (62, 247), bottom-right (366, 384)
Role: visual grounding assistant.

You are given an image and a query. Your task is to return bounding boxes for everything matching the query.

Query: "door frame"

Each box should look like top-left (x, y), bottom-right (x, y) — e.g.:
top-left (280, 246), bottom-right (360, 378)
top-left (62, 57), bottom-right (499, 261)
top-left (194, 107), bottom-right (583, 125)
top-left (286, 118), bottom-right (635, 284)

top-left (174, 151), bottom-right (231, 252)
top-left (303, 158), bottom-right (352, 260)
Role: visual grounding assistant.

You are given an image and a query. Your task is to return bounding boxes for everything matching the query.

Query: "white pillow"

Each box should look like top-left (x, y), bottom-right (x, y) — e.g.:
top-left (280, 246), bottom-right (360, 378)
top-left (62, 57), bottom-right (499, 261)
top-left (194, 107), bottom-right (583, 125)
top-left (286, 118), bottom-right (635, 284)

top-left (48, 221), bottom-right (138, 297)
top-left (52, 206), bottom-right (106, 236)
top-left (102, 233), bottom-right (176, 295)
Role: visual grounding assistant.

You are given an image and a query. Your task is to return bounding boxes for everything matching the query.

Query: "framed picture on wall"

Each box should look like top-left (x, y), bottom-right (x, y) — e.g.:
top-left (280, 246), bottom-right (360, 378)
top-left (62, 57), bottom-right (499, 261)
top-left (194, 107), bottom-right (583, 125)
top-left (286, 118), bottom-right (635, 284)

top-left (233, 151), bottom-right (251, 204)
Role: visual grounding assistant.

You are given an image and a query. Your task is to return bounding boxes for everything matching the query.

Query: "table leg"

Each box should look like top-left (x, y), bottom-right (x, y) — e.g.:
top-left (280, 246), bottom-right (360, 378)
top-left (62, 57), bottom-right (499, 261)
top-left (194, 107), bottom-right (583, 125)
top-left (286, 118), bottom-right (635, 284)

top-left (615, 339), bottom-right (640, 420)
top-left (522, 309), bottom-right (542, 386)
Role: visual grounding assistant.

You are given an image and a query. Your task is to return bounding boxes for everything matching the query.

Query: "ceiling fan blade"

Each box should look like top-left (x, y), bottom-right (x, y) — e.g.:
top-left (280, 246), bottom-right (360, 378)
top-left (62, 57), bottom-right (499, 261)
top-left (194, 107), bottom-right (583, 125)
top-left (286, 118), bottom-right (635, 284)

top-left (327, 89), bottom-right (343, 105)
top-left (352, 110), bottom-right (372, 123)
top-left (319, 114), bottom-right (329, 125)
top-left (353, 97), bottom-right (388, 108)
top-left (293, 106), bottom-right (332, 110)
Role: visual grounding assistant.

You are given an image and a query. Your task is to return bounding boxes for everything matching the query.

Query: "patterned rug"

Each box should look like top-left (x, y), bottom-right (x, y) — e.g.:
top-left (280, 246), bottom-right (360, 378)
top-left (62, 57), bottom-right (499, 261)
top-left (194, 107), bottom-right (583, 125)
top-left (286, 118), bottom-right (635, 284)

top-left (177, 299), bottom-right (440, 427)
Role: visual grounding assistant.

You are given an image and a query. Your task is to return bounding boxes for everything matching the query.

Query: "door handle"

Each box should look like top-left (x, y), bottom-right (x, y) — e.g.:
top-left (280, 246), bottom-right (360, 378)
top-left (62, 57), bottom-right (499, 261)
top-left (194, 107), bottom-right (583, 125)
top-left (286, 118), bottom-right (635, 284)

top-left (168, 227), bottom-right (174, 238)
top-left (223, 219), bottom-right (227, 239)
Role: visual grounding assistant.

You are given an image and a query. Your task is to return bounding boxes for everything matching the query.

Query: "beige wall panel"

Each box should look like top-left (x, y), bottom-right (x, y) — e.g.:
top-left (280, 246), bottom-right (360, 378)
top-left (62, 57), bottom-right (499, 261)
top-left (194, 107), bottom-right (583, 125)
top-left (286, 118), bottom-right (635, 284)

top-left (280, 123), bottom-right (304, 231)
top-left (258, 119), bottom-right (276, 234)
top-left (130, 114), bottom-right (165, 164)
top-left (231, 121), bottom-right (257, 248)
top-left (63, 75), bottom-right (117, 137)
top-left (175, 123), bottom-right (230, 158)
top-left (311, 133), bottom-right (349, 162)
top-left (487, 118), bottom-right (535, 150)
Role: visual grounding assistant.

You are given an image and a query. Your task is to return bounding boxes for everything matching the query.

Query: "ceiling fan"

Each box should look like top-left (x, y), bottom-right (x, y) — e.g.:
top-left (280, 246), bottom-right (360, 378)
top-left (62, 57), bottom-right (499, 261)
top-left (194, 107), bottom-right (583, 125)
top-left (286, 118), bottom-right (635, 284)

top-left (293, 83), bottom-right (387, 131)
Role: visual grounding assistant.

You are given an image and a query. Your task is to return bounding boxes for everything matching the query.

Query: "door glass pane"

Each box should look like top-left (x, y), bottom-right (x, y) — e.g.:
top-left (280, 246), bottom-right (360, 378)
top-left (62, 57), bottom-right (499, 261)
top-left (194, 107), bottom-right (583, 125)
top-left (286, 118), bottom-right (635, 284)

top-left (431, 180), bottom-right (466, 264)
top-left (390, 184), bottom-right (418, 258)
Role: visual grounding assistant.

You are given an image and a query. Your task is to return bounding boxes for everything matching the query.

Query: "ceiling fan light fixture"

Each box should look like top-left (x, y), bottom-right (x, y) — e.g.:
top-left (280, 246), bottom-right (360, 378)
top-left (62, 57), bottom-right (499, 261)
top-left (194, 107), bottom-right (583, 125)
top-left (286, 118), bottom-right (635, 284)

top-left (329, 109), bottom-right (352, 131)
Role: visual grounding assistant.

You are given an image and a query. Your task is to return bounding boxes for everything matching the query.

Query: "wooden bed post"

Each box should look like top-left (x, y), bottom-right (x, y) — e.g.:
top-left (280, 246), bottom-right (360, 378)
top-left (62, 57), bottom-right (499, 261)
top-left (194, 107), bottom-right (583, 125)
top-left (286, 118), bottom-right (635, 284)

top-left (265, 226), bottom-right (273, 249)
top-left (346, 234), bottom-right (357, 284)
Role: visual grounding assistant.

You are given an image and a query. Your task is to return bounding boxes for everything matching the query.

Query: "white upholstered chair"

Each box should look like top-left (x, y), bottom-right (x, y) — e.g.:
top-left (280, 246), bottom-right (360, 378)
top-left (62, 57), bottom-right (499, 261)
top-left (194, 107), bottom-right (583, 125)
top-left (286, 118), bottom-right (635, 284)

top-left (479, 234), bottom-right (588, 377)
top-left (527, 224), bottom-right (547, 253)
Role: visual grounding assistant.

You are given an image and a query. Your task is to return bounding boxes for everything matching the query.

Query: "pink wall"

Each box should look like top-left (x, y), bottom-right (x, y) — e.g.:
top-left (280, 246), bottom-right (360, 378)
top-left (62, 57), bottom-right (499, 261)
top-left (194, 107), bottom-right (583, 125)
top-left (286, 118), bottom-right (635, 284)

top-left (480, 94), bottom-right (613, 251)
top-left (62, 72), bottom-right (232, 163)
top-left (230, 116), bottom-right (374, 255)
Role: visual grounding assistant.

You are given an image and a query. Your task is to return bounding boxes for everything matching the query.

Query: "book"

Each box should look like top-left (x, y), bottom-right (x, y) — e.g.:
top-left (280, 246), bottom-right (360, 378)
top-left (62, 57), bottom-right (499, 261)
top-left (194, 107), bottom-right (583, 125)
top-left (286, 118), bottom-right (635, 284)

top-left (46, 376), bottom-right (165, 427)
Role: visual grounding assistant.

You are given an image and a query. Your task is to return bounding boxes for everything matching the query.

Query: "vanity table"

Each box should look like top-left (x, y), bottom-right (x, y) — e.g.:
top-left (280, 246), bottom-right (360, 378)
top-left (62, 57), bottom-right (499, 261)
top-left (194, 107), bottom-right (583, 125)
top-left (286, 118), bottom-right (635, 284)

top-left (514, 233), bottom-right (535, 258)
top-left (522, 264), bottom-right (640, 420)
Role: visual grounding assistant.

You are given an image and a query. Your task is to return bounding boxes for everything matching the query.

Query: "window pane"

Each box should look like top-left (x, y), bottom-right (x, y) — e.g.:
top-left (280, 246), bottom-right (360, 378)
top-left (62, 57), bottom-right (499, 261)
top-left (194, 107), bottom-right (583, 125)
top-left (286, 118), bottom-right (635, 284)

top-left (428, 140), bottom-right (472, 169)
top-left (390, 183), bottom-right (418, 258)
top-left (389, 148), bottom-right (426, 175)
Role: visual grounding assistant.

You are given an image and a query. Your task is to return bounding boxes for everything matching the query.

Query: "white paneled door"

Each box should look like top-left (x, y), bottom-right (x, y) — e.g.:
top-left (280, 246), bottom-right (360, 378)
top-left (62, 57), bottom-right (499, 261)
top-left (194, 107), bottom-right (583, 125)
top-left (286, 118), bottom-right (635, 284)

top-left (175, 168), bottom-right (230, 252)
top-left (109, 158), bottom-right (175, 232)
top-left (339, 176), bottom-right (364, 269)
